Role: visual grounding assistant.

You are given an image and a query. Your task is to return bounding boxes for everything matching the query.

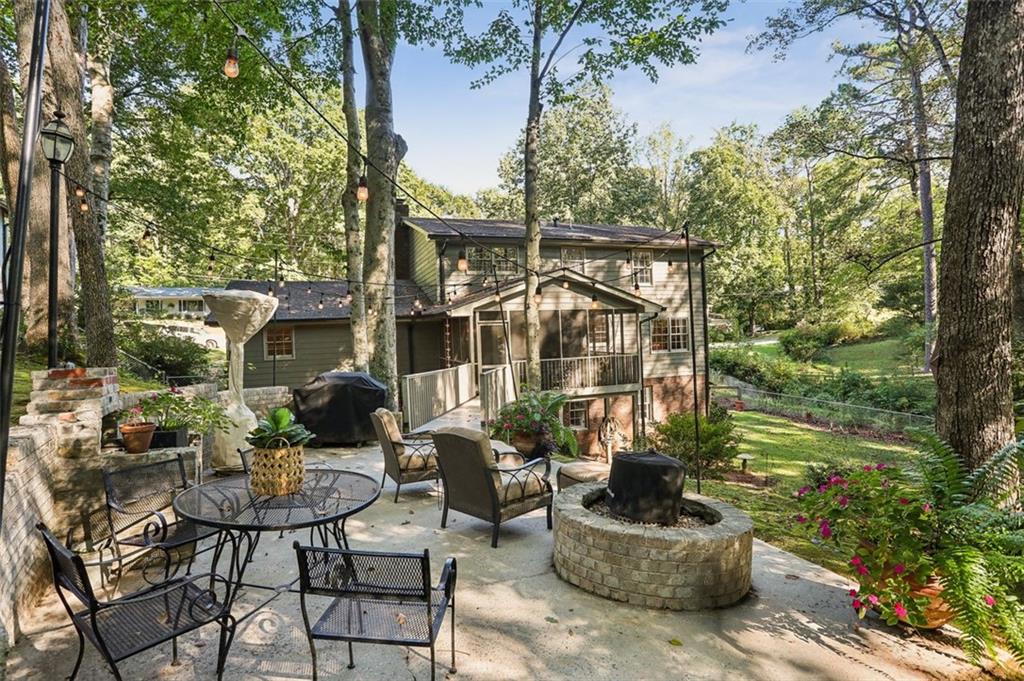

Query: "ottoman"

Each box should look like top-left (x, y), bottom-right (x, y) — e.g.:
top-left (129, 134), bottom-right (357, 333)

top-left (557, 459), bottom-right (611, 491)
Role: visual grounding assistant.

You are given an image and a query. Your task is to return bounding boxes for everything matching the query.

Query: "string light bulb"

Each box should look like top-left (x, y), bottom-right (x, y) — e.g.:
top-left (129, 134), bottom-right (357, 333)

top-left (79, 198), bottom-right (89, 213)
top-left (493, 290), bottom-right (501, 304)
top-left (207, 253), bottom-right (215, 276)
top-left (562, 280), bottom-right (570, 289)
top-left (337, 296), bottom-right (343, 308)
top-left (533, 285), bottom-right (543, 305)
top-left (74, 185), bottom-right (85, 198)
top-left (456, 249), bottom-right (468, 273)
top-left (344, 290), bottom-right (352, 304)
top-left (306, 284), bottom-right (312, 295)
top-left (224, 28), bottom-right (240, 79)
top-left (414, 296), bottom-right (422, 309)
top-left (356, 175), bottom-right (368, 202)
top-left (266, 282), bottom-right (274, 296)
top-left (317, 293), bottom-right (324, 310)
top-left (590, 293), bottom-right (599, 310)
top-left (634, 280), bottom-right (641, 294)
top-left (278, 278), bottom-right (285, 288)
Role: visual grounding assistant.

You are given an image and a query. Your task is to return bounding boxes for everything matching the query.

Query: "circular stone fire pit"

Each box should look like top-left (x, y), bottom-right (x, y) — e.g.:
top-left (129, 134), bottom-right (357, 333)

top-left (553, 482), bottom-right (753, 610)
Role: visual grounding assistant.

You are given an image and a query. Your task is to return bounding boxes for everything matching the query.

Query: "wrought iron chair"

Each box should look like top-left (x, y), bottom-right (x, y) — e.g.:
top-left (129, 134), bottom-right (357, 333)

top-left (370, 408), bottom-right (438, 502)
top-left (102, 453), bottom-right (219, 581)
top-left (293, 543), bottom-right (456, 681)
top-left (431, 426), bottom-right (553, 548)
top-left (37, 523), bottom-right (232, 681)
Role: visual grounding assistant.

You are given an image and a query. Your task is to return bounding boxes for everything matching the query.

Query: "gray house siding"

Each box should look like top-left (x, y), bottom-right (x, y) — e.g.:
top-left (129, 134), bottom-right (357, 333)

top-left (410, 227), bottom-right (439, 302)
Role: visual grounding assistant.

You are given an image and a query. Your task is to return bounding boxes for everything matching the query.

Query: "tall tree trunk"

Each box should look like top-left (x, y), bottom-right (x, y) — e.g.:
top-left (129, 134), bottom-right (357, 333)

top-left (523, 0), bottom-right (543, 388)
top-left (12, 0), bottom-right (73, 350)
top-left (338, 0), bottom-right (368, 373)
top-left (934, 0), bottom-right (1024, 470)
top-left (803, 161), bottom-right (821, 314)
top-left (358, 0), bottom-right (401, 410)
top-left (0, 58), bottom-right (19, 215)
top-left (782, 217), bottom-right (796, 316)
top-left (88, 48), bottom-right (113, 246)
top-left (912, 0), bottom-right (957, 83)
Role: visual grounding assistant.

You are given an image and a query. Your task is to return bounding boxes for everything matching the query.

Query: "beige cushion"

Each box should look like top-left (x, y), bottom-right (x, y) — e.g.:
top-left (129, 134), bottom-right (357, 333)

top-left (558, 460), bottom-right (610, 489)
top-left (497, 470), bottom-right (546, 503)
top-left (434, 426), bottom-right (495, 470)
top-left (398, 451), bottom-right (438, 471)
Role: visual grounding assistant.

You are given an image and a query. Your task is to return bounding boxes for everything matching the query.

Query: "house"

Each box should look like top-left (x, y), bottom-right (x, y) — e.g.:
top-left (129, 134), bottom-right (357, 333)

top-left (129, 286), bottom-right (217, 320)
top-left (229, 212), bottom-right (715, 457)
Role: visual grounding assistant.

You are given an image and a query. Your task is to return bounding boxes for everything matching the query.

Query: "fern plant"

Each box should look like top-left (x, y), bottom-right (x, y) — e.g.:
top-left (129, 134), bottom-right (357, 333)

top-left (797, 434), bottom-right (1024, 666)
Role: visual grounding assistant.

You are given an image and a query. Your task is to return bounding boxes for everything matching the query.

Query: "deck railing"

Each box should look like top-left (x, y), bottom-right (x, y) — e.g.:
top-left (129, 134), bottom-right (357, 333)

top-left (513, 354), bottom-right (640, 391)
top-left (400, 363), bottom-right (476, 431)
top-left (480, 365), bottom-right (516, 425)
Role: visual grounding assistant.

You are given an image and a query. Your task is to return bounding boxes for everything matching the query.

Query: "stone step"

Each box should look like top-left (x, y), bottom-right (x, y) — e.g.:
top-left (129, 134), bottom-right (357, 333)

top-left (30, 367), bottom-right (116, 382)
top-left (26, 395), bottom-right (118, 415)
top-left (32, 374), bottom-right (119, 391)
top-left (28, 386), bottom-right (115, 402)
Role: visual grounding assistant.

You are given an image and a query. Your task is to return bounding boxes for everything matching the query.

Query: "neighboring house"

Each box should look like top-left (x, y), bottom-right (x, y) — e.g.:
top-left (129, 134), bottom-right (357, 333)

top-left (230, 211), bottom-right (715, 457)
top-left (129, 286), bottom-right (216, 320)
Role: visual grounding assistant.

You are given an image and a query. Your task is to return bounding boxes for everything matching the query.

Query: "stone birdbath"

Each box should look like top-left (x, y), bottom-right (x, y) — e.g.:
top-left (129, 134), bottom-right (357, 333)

top-left (203, 290), bottom-right (279, 473)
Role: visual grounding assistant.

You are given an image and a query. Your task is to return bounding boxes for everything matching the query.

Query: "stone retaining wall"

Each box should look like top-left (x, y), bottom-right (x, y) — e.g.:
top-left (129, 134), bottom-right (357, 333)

top-left (553, 483), bottom-right (753, 610)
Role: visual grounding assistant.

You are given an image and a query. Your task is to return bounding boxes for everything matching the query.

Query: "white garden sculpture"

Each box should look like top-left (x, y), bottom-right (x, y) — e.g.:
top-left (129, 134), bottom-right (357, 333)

top-left (203, 290), bottom-right (279, 472)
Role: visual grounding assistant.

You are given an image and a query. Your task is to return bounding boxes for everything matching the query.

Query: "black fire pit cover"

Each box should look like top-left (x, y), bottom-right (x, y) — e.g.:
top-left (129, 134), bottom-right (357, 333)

top-left (605, 451), bottom-right (685, 525)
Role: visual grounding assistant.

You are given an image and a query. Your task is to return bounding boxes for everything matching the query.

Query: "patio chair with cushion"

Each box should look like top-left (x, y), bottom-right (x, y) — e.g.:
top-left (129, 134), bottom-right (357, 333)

top-left (431, 426), bottom-right (553, 548)
top-left (37, 523), bottom-right (231, 681)
top-left (370, 408), bottom-right (438, 502)
top-left (102, 453), bottom-right (220, 582)
top-left (293, 543), bottom-right (456, 681)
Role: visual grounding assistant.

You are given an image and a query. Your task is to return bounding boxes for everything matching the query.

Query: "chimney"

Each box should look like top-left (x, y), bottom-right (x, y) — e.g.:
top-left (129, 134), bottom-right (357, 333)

top-left (396, 198), bottom-right (410, 220)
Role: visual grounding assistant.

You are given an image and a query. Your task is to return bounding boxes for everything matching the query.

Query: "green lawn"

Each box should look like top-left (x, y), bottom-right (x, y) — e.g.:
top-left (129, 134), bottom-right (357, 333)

top-left (701, 410), bottom-right (916, 574)
top-left (11, 356), bottom-right (164, 424)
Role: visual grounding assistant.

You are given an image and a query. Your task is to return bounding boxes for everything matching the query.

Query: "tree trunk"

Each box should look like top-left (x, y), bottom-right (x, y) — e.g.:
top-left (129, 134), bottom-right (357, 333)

top-left (0, 58), bottom-right (19, 219)
top-left (781, 217), bottom-right (796, 316)
top-left (358, 0), bottom-right (400, 410)
top-left (803, 161), bottom-right (821, 314)
top-left (337, 0), bottom-right (368, 373)
top-left (523, 0), bottom-right (543, 389)
top-left (12, 0), bottom-right (73, 350)
top-left (934, 0), bottom-right (1024, 470)
top-left (88, 47), bottom-right (113, 246)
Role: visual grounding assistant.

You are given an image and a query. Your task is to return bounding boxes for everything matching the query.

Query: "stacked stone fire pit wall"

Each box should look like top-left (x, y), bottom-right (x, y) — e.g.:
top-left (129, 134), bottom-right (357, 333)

top-left (553, 483), bottom-right (753, 610)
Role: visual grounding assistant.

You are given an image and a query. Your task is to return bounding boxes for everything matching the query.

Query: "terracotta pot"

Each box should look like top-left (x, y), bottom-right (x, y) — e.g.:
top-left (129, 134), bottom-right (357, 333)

top-left (119, 422), bottom-right (157, 454)
top-left (249, 446), bottom-right (305, 496)
top-left (909, 576), bottom-right (955, 629)
top-left (511, 433), bottom-right (541, 457)
top-left (733, 400), bottom-right (746, 411)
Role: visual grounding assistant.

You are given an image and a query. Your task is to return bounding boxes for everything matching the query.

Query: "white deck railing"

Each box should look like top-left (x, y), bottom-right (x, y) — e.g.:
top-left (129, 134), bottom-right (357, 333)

top-left (513, 354), bottom-right (640, 391)
top-left (400, 363), bottom-right (476, 431)
top-left (480, 365), bottom-right (517, 425)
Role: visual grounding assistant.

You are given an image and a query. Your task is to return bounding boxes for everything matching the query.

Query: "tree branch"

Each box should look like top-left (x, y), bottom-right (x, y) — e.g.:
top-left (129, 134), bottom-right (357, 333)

top-left (538, 0), bottom-right (590, 84)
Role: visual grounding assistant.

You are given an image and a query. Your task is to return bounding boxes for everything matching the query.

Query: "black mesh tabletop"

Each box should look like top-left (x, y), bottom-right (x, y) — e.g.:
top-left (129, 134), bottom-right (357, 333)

top-left (173, 469), bottom-right (380, 532)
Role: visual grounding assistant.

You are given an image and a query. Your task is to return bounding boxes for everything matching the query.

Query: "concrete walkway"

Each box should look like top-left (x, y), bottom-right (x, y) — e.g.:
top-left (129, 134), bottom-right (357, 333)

top-left (6, 444), bottom-right (998, 681)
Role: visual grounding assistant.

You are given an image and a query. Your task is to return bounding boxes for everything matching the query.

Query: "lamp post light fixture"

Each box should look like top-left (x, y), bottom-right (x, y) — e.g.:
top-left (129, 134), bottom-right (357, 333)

top-left (39, 110), bottom-right (75, 369)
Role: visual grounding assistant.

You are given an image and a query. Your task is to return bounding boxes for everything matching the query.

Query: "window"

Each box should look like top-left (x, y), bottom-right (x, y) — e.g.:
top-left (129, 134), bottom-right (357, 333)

top-left (178, 299), bottom-right (205, 314)
top-left (264, 326), bottom-right (295, 360)
top-left (143, 300), bottom-right (162, 315)
top-left (651, 317), bottom-right (688, 353)
top-left (632, 250), bottom-right (653, 285)
top-left (643, 386), bottom-right (655, 423)
top-left (561, 247), bottom-right (585, 274)
top-left (565, 400), bottom-right (588, 430)
top-left (467, 246), bottom-right (520, 274)
top-left (589, 310), bottom-right (609, 353)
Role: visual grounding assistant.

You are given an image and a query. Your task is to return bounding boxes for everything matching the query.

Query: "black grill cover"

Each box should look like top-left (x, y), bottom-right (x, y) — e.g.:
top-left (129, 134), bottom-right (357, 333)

top-left (292, 372), bottom-right (388, 445)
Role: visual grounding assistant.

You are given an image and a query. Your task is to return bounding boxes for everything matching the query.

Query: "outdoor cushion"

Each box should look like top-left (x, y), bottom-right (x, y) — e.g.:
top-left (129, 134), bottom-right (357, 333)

top-left (557, 460), bottom-right (611, 490)
top-left (398, 450), bottom-right (439, 471)
top-left (375, 408), bottom-right (408, 456)
top-left (497, 470), bottom-right (546, 503)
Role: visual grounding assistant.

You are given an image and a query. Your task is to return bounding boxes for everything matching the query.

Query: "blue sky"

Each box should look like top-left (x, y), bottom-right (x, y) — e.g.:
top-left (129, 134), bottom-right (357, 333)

top-left (381, 1), bottom-right (876, 196)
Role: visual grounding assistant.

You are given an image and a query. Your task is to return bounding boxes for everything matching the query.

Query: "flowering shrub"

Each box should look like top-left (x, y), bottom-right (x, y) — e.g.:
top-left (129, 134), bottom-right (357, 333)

top-left (488, 390), bottom-right (578, 456)
top-left (137, 387), bottom-right (232, 434)
top-left (796, 435), bottom-right (1024, 664)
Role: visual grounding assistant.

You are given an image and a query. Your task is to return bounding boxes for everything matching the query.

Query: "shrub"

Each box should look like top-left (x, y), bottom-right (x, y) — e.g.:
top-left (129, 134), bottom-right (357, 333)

top-left (651, 410), bottom-right (740, 477)
top-left (779, 321), bottom-right (873, 362)
top-left (709, 347), bottom-right (799, 393)
top-left (488, 390), bottom-right (579, 456)
top-left (118, 322), bottom-right (212, 379)
top-left (801, 458), bottom-right (858, 490)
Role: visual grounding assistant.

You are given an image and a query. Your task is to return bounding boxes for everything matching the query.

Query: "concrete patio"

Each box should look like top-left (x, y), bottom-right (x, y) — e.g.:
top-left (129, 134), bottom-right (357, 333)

top-left (6, 444), bottom-right (996, 681)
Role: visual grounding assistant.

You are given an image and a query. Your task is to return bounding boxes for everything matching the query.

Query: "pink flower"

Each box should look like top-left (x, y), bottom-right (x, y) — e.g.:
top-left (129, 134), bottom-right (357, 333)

top-left (795, 515), bottom-right (808, 524)
top-left (818, 484), bottom-right (828, 493)
top-left (922, 502), bottom-right (932, 513)
top-left (819, 520), bottom-right (832, 539)
top-left (875, 463), bottom-right (887, 471)
top-left (984, 595), bottom-right (996, 607)
top-left (850, 556), bottom-right (862, 566)
top-left (893, 603), bottom-right (907, 619)
top-left (899, 498), bottom-right (910, 505)
top-left (867, 594), bottom-right (879, 606)
top-left (852, 599), bottom-right (863, 610)
top-left (503, 422), bottom-right (512, 430)
top-left (848, 589), bottom-right (858, 597)
top-left (863, 464), bottom-right (873, 472)
top-left (796, 486), bottom-right (811, 497)
top-left (837, 495), bottom-right (850, 508)
top-left (893, 564), bottom-right (905, 575)
top-left (516, 413), bottom-right (525, 420)
top-left (856, 565), bottom-right (869, 576)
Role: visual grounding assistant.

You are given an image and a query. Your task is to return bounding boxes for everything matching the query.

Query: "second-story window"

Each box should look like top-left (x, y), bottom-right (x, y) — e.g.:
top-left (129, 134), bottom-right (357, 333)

top-left (651, 317), bottom-right (688, 353)
top-left (561, 246), bottom-right (586, 274)
top-left (467, 246), bottom-right (520, 274)
top-left (632, 250), bottom-right (653, 285)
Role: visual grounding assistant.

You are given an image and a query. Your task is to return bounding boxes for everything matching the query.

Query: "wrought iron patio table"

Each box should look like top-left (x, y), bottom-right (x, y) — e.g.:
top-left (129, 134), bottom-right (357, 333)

top-left (173, 469), bottom-right (380, 679)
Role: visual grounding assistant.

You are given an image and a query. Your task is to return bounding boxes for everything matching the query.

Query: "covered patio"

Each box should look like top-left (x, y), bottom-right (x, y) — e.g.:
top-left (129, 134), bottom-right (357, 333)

top-left (6, 440), bottom-right (992, 681)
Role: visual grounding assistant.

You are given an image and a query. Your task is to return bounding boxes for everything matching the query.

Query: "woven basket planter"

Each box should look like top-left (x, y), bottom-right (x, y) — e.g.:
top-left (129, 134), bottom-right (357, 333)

top-left (250, 446), bottom-right (305, 496)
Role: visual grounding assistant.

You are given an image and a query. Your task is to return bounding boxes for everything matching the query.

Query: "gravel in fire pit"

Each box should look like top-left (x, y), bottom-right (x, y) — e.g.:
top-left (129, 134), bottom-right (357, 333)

top-left (587, 498), bottom-right (711, 528)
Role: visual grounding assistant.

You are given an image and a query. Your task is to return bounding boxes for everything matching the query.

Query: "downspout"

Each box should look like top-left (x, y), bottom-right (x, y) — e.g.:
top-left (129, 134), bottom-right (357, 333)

top-left (699, 247), bottom-right (717, 417)
top-left (684, 223), bottom-right (702, 494)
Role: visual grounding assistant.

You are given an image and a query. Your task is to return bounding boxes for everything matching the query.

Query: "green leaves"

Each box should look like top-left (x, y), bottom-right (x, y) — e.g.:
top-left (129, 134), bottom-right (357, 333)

top-left (246, 407), bottom-right (315, 448)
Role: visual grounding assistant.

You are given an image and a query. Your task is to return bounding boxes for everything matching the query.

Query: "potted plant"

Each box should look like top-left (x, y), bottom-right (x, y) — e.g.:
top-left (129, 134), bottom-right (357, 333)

top-left (795, 435), bottom-right (1024, 664)
top-left (245, 407), bottom-right (315, 496)
top-left (118, 406), bottom-right (157, 454)
top-left (139, 387), bottom-right (232, 448)
top-left (488, 390), bottom-right (579, 458)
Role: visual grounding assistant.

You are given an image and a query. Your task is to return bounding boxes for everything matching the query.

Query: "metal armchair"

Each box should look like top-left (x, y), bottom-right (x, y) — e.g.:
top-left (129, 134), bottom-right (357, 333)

top-left (37, 523), bottom-right (231, 681)
top-left (431, 426), bottom-right (553, 548)
top-left (294, 543), bottom-right (456, 681)
top-left (102, 453), bottom-right (219, 581)
top-left (370, 408), bottom-right (438, 502)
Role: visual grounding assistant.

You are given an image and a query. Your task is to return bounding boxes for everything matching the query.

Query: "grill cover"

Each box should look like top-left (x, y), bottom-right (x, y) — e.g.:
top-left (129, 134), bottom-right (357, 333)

top-left (292, 372), bottom-right (388, 445)
top-left (605, 451), bottom-right (685, 524)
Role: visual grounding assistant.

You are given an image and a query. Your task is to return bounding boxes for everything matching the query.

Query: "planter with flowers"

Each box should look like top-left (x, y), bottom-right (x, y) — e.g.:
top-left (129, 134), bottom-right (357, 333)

top-left (795, 434), bottom-right (1024, 665)
top-left (118, 407), bottom-right (157, 454)
top-left (488, 390), bottom-right (579, 458)
top-left (137, 387), bottom-right (233, 449)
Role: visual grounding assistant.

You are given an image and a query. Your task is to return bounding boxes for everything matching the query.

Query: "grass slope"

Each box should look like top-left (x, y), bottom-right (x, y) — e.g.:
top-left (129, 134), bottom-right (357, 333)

top-left (702, 410), bottom-right (915, 574)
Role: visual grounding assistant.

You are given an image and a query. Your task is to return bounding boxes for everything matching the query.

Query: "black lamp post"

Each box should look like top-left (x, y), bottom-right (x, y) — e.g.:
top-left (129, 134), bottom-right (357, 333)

top-left (39, 110), bottom-right (75, 368)
top-left (0, 201), bottom-right (8, 305)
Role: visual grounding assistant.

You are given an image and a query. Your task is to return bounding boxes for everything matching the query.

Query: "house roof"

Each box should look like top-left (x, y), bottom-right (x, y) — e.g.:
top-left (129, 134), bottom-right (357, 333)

top-left (127, 286), bottom-right (219, 299)
top-left (404, 217), bottom-right (714, 249)
top-left (221, 279), bottom-right (432, 322)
